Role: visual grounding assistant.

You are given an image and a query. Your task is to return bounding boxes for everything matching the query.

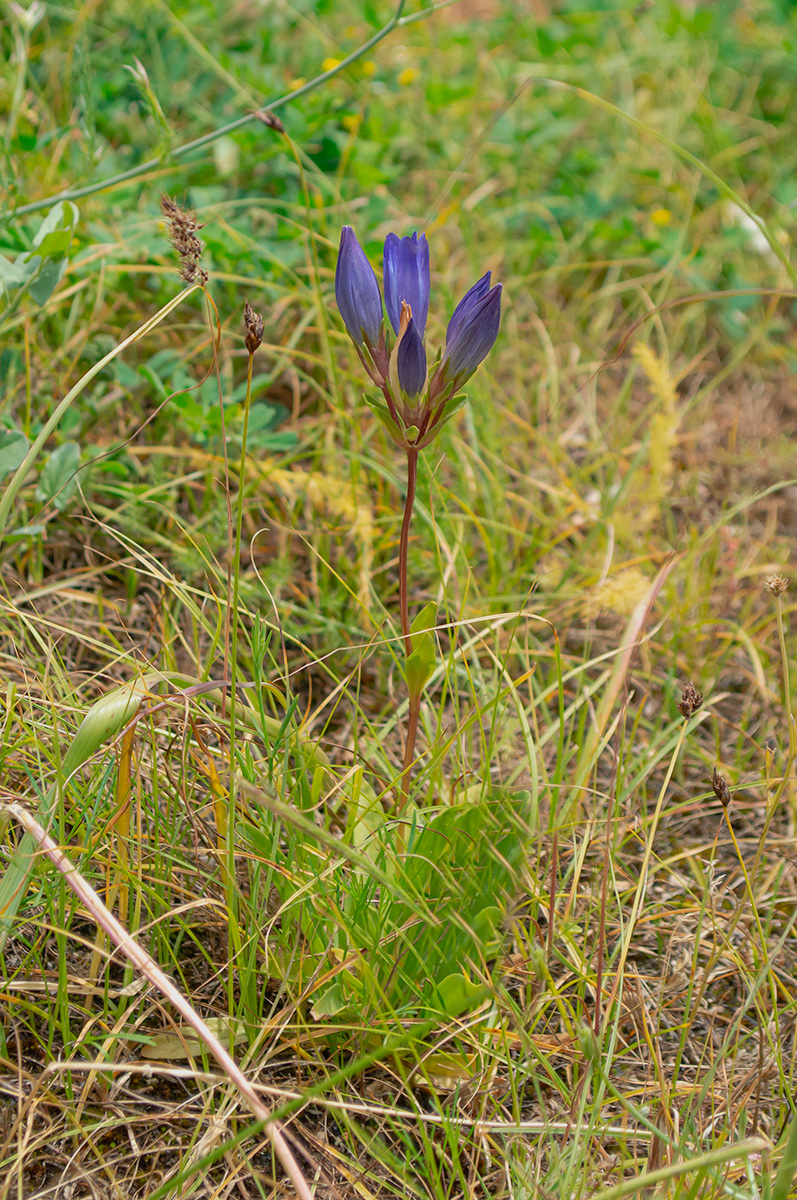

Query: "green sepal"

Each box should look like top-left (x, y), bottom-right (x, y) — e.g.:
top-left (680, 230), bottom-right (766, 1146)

top-left (405, 601), bottom-right (437, 698)
top-left (363, 393), bottom-right (404, 446)
top-left (418, 393), bottom-right (467, 448)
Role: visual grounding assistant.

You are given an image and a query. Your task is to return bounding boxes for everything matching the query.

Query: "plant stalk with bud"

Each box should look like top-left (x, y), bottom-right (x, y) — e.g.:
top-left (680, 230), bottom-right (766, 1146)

top-left (226, 302), bottom-right (264, 925)
top-left (335, 226), bottom-right (502, 806)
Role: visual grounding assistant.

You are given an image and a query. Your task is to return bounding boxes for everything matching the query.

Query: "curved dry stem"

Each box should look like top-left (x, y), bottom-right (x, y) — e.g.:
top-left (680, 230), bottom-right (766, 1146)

top-left (3, 800), bottom-right (315, 1200)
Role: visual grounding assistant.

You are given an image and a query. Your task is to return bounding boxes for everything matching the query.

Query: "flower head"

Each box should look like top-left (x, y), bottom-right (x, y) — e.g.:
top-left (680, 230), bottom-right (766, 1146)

top-left (441, 271), bottom-right (502, 387)
top-left (335, 226), bottom-right (383, 349)
top-left (334, 224), bottom-right (501, 450)
top-left (383, 232), bottom-right (430, 337)
top-left (243, 300), bottom-right (264, 354)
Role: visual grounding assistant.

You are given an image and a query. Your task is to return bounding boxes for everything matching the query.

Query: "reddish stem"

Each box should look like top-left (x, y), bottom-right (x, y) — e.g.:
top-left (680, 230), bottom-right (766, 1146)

top-left (397, 447), bottom-right (420, 811)
top-left (400, 692), bottom-right (421, 810)
top-left (399, 448), bottom-right (419, 654)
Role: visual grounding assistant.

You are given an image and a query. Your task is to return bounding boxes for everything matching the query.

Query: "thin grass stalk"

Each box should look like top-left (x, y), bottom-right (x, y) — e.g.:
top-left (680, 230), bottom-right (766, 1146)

top-left (0, 285), bottom-right (200, 542)
top-left (111, 723), bottom-right (135, 920)
top-left (772, 1106), bottom-right (797, 1200)
top-left (2, 800), bottom-right (315, 1200)
top-left (604, 716), bottom-right (691, 1023)
top-left (9, 0), bottom-right (411, 221)
top-left (721, 802), bottom-right (783, 1083)
top-left (224, 347), bottom-right (256, 989)
top-left (774, 589), bottom-right (797, 820)
top-left (588, 1138), bottom-right (766, 1200)
top-left (87, 722), bottom-right (137, 995)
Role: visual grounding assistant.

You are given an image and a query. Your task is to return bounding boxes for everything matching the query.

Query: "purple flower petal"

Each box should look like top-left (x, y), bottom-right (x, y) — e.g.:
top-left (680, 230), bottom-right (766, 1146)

top-left (335, 226), bottom-right (383, 347)
top-left (443, 281), bottom-right (502, 384)
top-left (383, 232), bottom-right (430, 336)
top-left (445, 271), bottom-right (492, 348)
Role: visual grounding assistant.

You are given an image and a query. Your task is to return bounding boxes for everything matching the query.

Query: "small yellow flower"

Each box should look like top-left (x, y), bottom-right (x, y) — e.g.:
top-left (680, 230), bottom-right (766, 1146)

top-left (322, 57), bottom-right (341, 72)
top-left (342, 113), bottom-right (361, 133)
top-left (651, 207), bottom-right (671, 227)
top-left (398, 66), bottom-right (417, 87)
top-left (362, 60), bottom-right (376, 77)
top-left (288, 77), bottom-right (306, 91)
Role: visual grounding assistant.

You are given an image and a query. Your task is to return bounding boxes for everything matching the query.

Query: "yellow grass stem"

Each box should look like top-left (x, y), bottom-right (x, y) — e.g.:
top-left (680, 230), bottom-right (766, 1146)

top-left (774, 590), bottom-right (797, 822)
top-left (603, 716), bottom-right (691, 1023)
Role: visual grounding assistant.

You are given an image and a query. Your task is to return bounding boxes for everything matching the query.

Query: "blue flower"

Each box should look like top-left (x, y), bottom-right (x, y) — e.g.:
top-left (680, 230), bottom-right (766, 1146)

top-left (383, 232), bottom-right (430, 337)
top-left (396, 317), bottom-right (427, 398)
top-left (335, 226), bottom-right (383, 348)
top-left (442, 272), bottom-right (502, 386)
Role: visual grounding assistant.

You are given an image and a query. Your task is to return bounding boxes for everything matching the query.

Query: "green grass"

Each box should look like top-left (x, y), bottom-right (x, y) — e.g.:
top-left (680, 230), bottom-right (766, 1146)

top-left (3, 0), bottom-right (797, 1196)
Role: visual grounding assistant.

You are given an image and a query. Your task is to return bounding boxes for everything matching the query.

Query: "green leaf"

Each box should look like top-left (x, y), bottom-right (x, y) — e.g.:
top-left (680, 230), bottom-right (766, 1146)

top-left (0, 255), bottom-right (30, 294)
top-left (0, 675), bottom-right (150, 951)
top-left (311, 982), bottom-right (352, 1020)
top-left (36, 441), bottom-right (81, 510)
top-left (433, 972), bottom-right (483, 1016)
top-left (28, 257), bottom-right (68, 306)
top-left (31, 201), bottom-right (79, 250)
top-left (405, 601), bottom-right (437, 697)
top-left (419, 394), bottom-right (467, 447)
top-left (0, 431), bottom-right (30, 479)
top-left (140, 1018), bottom-right (247, 1062)
top-left (5, 523), bottom-right (44, 542)
top-left (26, 229), bottom-right (72, 261)
top-left (386, 790), bottom-right (531, 1010)
top-left (363, 393), bottom-right (403, 445)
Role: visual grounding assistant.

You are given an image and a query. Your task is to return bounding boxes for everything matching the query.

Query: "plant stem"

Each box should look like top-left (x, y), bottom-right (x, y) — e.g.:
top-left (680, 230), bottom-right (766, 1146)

top-left (399, 448), bottom-right (418, 651)
top-left (775, 592), bottom-right (797, 822)
top-left (400, 693), bottom-right (421, 807)
top-left (398, 447), bottom-right (420, 810)
top-left (226, 351), bottom-right (255, 953)
top-left (7, 0), bottom-right (410, 222)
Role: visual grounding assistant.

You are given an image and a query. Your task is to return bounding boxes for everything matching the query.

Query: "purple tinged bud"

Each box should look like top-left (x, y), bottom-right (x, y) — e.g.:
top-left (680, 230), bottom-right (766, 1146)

top-left (443, 278), bottom-right (502, 383)
top-left (396, 317), bottom-right (427, 398)
top-left (383, 232), bottom-right (430, 336)
top-left (445, 272), bottom-right (492, 346)
top-left (335, 226), bottom-right (383, 348)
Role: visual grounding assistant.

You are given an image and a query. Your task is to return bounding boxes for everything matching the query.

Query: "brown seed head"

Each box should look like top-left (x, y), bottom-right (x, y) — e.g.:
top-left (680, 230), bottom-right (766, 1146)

top-left (766, 573), bottom-right (789, 597)
top-left (712, 766), bottom-right (732, 807)
top-left (251, 108), bottom-right (285, 133)
top-left (243, 300), bottom-right (264, 354)
top-left (677, 681), bottom-right (703, 719)
top-left (160, 194), bottom-right (208, 285)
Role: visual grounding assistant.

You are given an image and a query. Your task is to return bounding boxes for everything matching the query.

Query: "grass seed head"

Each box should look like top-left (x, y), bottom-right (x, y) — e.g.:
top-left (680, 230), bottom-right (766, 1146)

top-left (677, 681), bottom-right (703, 719)
top-left (765, 572), bottom-right (789, 597)
top-left (160, 193), bottom-right (208, 285)
top-left (712, 766), bottom-right (732, 807)
top-left (243, 300), bottom-right (264, 354)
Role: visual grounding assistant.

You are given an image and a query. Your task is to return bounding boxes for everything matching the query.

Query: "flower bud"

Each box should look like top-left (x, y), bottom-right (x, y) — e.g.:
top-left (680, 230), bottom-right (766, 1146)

top-left (335, 226), bottom-right (383, 349)
top-left (396, 317), bottom-right (427, 399)
top-left (442, 273), bottom-right (502, 386)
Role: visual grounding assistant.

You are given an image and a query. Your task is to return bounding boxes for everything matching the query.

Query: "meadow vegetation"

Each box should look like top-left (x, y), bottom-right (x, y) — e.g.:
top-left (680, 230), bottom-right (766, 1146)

top-left (2, 0), bottom-right (797, 1196)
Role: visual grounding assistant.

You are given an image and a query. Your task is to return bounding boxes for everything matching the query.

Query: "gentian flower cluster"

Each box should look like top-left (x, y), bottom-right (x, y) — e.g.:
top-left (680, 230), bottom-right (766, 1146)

top-left (335, 226), bottom-right (502, 450)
